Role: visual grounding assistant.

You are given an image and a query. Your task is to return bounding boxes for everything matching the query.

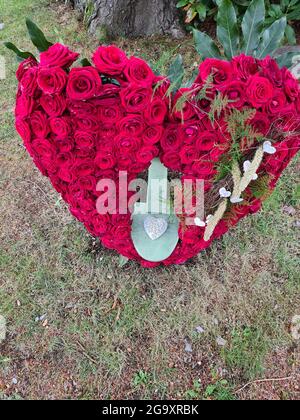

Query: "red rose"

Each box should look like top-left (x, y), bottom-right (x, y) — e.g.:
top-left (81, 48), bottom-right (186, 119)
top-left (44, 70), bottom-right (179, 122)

top-left (143, 126), bottom-right (163, 145)
top-left (32, 139), bottom-right (56, 160)
top-left (67, 67), bottom-right (102, 100)
top-left (180, 123), bottom-right (201, 145)
top-left (15, 117), bottom-right (31, 144)
top-left (15, 92), bottom-right (34, 117)
top-left (172, 88), bottom-right (197, 121)
top-left (49, 117), bottom-right (71, 139)
top-left (282, 68), bottom-right (299, 101)
top-left (246, 76), bottom-right (274, 107)
top-left (72, 159), bottom-right (95, 177)
top-left (115, 134), bottom-right (141, 153)
top-left (161, 126), bottom-right (181, 151)
top-left (31, 111), bottom-right (50, 138)
top-left (249, 111), bottom-right (271, 136)
top-left (192, 161), bottom-right (216, 179)
top-left (161, 151), bottom-right (182, 171)
top-left (144, 97), bottom-right (167, 125)
top-left (40, 93), bottom-right (66, 117)
top-left (232, 54), bottom-right (259, 81)
top-left (136, 146), bottom-right (158, 164)
top-left (56, 154), bottom-right (74, 182)
top-left (95, 151), bottom-right (116, 170)
top-left (273, 110), bottom-right (300, 133)
top-left (16, 57), bottom-right (37, 82)
top-left (266, 90), bottom-right (287, 115)
top-left (98, 123), bottom-right (117, 140)
top-left (199, 58), bottom-right (233, 85)
top-left (74, 131), bottom-right (96, 149)
top-left (220, 81), bottom-right (246, 109)
top-left (98, 101), bottom-right (123, 124)
top-left (92, 45), bottom-right (128, 76)
top-left (124, 57), bottom-right (155, 87)
top-left (196, 130), bottom-right (217, 151)
top-left (68, 100), bottom-right (97, 117)
top-left (20, 67), bottom-right (38, 96)
top-left (54, 136), bottom-right (74, 153)
top-left (153, 76), bottom-right (171, 100)
top-left (37, 67), bottom-right (67, 94)
top-left (77, 176), bottom-right (97, 191)
top-left (76, 115), bottom-right (99, 132)
top-left (179, 146), bottom-right (200, 165)
top-left (120, 86), bottom-right (152, 112)
top-left (118, 115), bottom-right (145, 136)
top-left (40, 43), bottom-right (79, 68)
top-left (260, 56), bottom-right (283, 88)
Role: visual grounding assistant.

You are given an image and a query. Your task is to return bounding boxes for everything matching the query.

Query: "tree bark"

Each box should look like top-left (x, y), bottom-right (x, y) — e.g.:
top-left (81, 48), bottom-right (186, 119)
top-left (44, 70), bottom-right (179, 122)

top-left (71, 0), bottom-right (185, 39)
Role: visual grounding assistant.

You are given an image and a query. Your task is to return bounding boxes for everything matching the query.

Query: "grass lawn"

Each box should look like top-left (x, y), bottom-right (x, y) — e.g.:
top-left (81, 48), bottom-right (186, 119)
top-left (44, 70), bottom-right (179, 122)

top-left (0, 0), bottom-right (299, 400)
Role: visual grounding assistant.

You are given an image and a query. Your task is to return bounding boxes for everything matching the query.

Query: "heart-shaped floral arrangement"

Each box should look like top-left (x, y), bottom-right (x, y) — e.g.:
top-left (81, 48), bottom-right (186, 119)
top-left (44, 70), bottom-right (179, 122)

top-left (8, 18), bottom-right (300, 267)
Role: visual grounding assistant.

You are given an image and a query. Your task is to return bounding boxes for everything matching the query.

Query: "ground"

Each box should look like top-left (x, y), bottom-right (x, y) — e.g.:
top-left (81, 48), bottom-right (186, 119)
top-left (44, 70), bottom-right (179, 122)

top-left (0, 0), bottom-right (299, 401)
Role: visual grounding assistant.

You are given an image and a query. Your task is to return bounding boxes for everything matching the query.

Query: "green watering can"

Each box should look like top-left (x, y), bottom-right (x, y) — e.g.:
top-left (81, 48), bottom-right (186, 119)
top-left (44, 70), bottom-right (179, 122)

top-left (131, 158), bottom-right (180, 263)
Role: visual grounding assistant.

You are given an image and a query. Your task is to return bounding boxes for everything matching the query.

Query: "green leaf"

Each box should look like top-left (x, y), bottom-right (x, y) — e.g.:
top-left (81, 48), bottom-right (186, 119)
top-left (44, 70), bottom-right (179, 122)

top-left (4, 42), bottom-right (35, 61)
top-left (176, 0), bottom-right (188, 7)
top-left (183, 68), bottom-right (200, 88)
top-left (274, 51), bottom-right (300, 68)
top-left (193, 29), bottom-right (222, 59)
top-left (196, 4), bottom-right (207, 20)
top-left (81, 58), bottom-right (92, 67)
top-left (26, 18), bottom-right (53, 52)
top-left (285, 24), bottom-right (296, 45)
top-left (119, 255), bottom-right (129, 267)
top-left (256, 17), bottom-right (287, 59)
top-left (287, 9), bottom-right (300, 20)
top-left (241, 0), bottom-right (265, 55)
top-left (167, 55), bottom-right (184, 92)
top-left (217, 0), bottom-right (239, 60)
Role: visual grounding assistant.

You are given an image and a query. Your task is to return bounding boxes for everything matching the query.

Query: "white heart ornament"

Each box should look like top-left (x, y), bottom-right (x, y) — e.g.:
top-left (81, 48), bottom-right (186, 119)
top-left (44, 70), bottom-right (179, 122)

top-left (230, 197), bottom-right (244, 204)
top-left (144, 216), bottom-right (168, 241)
top-left (263, 141), bottom-right (276, 155)
top-left (243, 160), bottom-right (258, 180)
top-left (219, 187), bottom-right (232, 198)
top-left (194, 217), bottom-right (206, 227)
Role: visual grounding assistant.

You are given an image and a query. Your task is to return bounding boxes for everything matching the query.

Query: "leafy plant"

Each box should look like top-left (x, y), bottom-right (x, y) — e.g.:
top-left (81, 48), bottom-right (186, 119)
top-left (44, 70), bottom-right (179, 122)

top-left (132, 370), bottom-right (151, 387)
top-left (185, 379), bottom-right (202, 399)
top-left (204, 379), bottom-right (236, 400)
top-left (4, 18), bottom-right (53, 61)
top-left (265, 0), bottom-right (300, 45)
top-left (221, 326), bottom-right (269, 380)
top-left (193, 0), bottom-right (300, 67)
top-left (176, 0), bottom-right (218, 24)
top-left (177, 0), bottom-right (300, 45)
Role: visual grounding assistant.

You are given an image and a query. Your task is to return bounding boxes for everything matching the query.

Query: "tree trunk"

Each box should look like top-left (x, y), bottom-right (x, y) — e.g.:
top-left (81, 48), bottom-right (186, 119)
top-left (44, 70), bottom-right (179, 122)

top-left (71, 0), bottom-right (185, 39)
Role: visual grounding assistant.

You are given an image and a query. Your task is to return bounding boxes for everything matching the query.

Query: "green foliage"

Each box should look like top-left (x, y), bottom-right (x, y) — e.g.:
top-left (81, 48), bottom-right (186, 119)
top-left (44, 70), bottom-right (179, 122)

top-left (193, 0), bottom-right (297, 67)
top-left (3, 42), bottom-right (35, 62)
top-left (222, 327), bottom-right (269, 380)
top-left (132, 370), bottom-right (151, 388)
top-left (185, 379), bottom-right (202, 399)
top-left (176, 0), bottom-right (217, 25)
top-left (25, 18), bottom-right (53, 52)
top-left (204, 379), bottom-right (236, 400)
top-left (167, 54), bottom-right (185, 93)
top-left (241, 0), bottom-right (265, 55)
top-left (265, 0), bottom-right (300, 45)
top-left (256, 16), bottom-right (287, 58)
top-left (217, 0), bottom-right (240, 59)
top-left (193, 28), bottom-right (222, 59)
top-left (5, 18), bottom-right (52, 61)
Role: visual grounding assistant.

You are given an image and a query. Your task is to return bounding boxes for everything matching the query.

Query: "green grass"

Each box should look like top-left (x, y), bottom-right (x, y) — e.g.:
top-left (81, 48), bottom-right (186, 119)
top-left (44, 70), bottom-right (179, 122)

top-left (0, 0), bottom-right (299, 401)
